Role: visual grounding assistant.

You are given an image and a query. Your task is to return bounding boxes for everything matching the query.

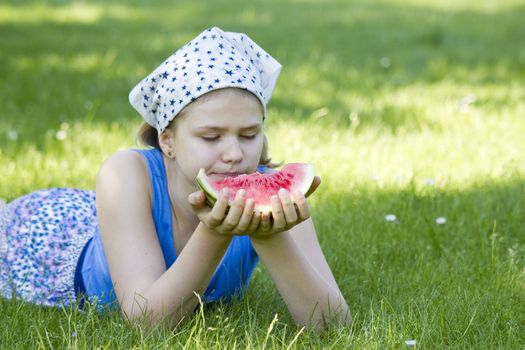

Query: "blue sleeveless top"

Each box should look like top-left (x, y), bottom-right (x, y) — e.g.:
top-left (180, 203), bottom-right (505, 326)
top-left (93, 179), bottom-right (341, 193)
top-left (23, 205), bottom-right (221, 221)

top-left (77, 148), bottom-right (260, 308)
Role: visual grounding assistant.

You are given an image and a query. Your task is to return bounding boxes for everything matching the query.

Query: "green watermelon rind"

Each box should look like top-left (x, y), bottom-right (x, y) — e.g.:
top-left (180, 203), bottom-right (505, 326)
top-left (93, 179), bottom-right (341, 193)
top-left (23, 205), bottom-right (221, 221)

top-left (195, 168), bottom-right (221, 207)
top-left (194, 163), bottom-right (315, 212)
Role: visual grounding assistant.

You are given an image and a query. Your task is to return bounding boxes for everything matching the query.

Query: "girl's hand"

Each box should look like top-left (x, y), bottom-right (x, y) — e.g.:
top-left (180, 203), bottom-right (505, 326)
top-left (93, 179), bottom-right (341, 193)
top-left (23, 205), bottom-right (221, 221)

top-left (188, 188), bottom-right (262, 236)
top-left (188, 175), bottom-right (321, 238)
top-left (250, 191), bottom-right (306, 240)
top-left (251, 175), bottom-right (321, 240)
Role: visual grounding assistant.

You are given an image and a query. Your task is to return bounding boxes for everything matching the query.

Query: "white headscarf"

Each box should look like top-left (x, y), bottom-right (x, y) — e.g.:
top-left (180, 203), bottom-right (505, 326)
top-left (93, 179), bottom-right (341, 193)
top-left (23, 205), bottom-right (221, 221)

top-left (129, 27), bottom-right (282, 133)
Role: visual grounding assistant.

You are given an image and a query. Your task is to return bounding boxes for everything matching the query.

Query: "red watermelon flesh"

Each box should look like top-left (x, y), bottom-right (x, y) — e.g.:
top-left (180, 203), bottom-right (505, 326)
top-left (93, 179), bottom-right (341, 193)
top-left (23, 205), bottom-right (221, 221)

top-left (195, 163), bottom-right (315, 212)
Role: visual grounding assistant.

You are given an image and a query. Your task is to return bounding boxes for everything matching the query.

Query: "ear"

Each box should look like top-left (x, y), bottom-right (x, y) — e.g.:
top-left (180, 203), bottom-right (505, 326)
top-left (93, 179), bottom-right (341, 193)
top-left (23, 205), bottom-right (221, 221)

top-left (158, 129), bottom-right (175, 158)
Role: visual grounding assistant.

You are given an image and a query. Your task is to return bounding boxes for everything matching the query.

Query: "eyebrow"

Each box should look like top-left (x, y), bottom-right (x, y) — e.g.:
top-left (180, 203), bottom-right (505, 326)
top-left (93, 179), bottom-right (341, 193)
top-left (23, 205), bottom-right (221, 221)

top-left (194, 124), bottom-right (262, 132)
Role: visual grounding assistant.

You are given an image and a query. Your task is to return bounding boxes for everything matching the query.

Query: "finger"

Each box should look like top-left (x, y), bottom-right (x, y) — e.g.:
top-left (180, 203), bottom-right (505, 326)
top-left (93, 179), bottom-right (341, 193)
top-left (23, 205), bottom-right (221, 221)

top-left (278, 188), bottom-right (297, 226)
top-left (188, 191), bottom-right (206, 207)
top-left (260, 210), bottom-right (271, 232)
top-left (208, 188), bottom-right (231, 227)
top-left (271, 195), bottom-right (286, 230)
top-left (233, 197), bottom-right (255, 233)
top-left (221, 189), bottom-right (246, 232)
top-left (305, 176), bottom-right (321, 198)
top-left (292, 190), bottom-right (311, 221)
top-left (247, 210), bottom-right (261, 233)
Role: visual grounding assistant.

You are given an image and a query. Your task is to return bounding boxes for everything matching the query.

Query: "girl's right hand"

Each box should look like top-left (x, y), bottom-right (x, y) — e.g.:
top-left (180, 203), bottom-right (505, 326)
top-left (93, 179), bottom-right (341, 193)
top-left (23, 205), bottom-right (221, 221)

top-left (188, 188), bottom-right (261, 236)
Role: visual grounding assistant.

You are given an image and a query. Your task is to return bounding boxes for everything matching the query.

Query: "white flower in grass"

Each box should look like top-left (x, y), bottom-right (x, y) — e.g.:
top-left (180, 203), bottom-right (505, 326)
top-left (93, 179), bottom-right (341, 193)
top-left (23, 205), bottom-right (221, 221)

top-left (56, 130), bottom-right (68, 140)
top-left (385, 214), bottom-right (397, 222)
top-left (380, 56), bottom-right (391, 68)
top-left (424, 178), bottom-right (436, 186)
top-left (395, 175), bottom-right (406, 182)
top-left (7, 130), bottom-right (18, 140)
top-left (459, 93), bottom-right (476, 114)
top-left (405, 339), bottom-right (417, 346)
top-left (436, 217), bottom-right (447, 225)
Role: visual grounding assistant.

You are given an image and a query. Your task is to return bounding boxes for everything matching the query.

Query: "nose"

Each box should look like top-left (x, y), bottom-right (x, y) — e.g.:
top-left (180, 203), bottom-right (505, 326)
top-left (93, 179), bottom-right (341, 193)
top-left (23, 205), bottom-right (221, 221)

top-left (222, 137), bottom-right (243, 163)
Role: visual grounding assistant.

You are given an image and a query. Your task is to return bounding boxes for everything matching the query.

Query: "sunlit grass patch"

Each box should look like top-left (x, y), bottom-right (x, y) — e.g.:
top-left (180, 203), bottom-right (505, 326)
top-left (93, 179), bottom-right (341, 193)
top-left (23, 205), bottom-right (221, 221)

top-left (0, 121), bottom-right (135, 198)
top-left (265, 111), bottom-right (524, 192)
top-left (0, 3), bottom-right (104, 24)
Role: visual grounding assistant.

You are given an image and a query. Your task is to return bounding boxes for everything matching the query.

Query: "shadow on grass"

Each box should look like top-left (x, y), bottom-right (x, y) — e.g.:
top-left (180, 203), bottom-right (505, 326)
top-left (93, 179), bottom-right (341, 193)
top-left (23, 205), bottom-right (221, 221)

top-left (1, 0), bottom-right (525, 150)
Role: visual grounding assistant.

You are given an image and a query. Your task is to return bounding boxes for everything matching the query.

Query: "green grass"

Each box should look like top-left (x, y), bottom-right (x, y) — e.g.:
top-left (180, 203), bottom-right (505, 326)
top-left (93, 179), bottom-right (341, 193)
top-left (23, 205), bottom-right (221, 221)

top-left (1, 0), bottom-right (525, 348)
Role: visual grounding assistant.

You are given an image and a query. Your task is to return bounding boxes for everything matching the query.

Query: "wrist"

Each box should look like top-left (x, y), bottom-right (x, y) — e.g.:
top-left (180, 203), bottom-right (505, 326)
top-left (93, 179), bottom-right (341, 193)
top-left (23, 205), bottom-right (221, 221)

top-left (197, 222), bottom-right (233, 245)
top-left (250, 230), bottom-right (287, 245)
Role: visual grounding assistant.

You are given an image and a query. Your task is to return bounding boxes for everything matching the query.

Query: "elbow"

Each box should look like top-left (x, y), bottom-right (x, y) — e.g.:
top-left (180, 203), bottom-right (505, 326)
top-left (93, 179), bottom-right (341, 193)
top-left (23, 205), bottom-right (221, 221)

top-left (119, 301), bottom-right (157, 327)
top-left (120, 305), bottom-right (188, 329)
top-left (324, 296), bottom-right (352, 329)
top-left (329, 304), bottom-right (352, 329)
top-left (118, 291), bottom-right (201, 329)
top-left (300, 297), bottom-right (352, 332)
top-left (305, 311), bottom-right (353, 332)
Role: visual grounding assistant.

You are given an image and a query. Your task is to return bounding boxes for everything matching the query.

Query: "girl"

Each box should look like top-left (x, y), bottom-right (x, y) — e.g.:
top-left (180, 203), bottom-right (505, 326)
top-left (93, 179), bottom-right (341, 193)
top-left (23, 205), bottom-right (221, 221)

top-left (0, 27), bottom-right (350, 330)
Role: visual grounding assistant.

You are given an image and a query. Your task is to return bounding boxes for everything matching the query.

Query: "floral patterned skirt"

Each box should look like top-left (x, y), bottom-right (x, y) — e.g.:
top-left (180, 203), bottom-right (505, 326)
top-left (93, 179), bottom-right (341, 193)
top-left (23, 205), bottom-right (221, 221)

top-left (0, 188), bottom-right (97, 307)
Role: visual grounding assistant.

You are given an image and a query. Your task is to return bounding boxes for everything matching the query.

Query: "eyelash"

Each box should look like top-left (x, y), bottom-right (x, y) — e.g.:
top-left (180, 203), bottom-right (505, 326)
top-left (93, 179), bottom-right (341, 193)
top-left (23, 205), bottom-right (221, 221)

top-left (202, 135), bottom-right (257, 142)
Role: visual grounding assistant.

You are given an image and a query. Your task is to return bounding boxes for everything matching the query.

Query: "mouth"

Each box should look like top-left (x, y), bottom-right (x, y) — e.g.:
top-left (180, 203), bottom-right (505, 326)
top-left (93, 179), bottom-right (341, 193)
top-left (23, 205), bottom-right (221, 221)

top-left (211, 172), bottom-right (245, 180)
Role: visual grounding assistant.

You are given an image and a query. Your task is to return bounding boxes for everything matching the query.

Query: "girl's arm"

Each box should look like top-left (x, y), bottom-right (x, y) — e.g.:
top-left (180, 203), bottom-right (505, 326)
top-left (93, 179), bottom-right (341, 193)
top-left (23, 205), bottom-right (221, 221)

top-left (250, 220), bottom-right (351, 330)
top-left (246, 183), bottom-right (351, 331)
top-left (96, 151), bottom-right (232, 326)
top-left (287, 218), bottom-right (341, 292)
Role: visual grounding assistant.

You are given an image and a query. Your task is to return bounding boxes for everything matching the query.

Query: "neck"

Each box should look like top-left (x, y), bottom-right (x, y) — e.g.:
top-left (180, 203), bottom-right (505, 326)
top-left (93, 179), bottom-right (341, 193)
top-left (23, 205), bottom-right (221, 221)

top-left (163, 155), bottom-right (200, 235)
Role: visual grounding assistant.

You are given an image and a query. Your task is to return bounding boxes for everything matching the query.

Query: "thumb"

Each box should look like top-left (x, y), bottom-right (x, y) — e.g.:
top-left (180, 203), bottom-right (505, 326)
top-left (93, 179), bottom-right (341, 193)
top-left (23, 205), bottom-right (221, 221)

top-left (188, 191), bottom-right (206, 207)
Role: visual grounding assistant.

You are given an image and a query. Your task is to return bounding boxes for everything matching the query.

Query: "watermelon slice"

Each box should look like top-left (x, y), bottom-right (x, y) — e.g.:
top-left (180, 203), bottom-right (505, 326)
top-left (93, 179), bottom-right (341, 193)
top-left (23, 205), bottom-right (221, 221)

top-left (195, 163), bottom-right (315, 212)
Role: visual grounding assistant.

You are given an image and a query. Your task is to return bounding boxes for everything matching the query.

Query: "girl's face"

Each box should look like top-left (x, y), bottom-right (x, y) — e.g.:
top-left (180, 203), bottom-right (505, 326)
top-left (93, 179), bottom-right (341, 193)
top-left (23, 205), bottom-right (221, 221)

top-left (168, 88), bottom-right (264, 186)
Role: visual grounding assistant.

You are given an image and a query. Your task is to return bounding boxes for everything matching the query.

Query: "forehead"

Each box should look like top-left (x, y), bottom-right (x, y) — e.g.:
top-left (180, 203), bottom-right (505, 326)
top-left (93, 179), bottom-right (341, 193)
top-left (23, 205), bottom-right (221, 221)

top-left (179, 88), bottom-right (264, 128)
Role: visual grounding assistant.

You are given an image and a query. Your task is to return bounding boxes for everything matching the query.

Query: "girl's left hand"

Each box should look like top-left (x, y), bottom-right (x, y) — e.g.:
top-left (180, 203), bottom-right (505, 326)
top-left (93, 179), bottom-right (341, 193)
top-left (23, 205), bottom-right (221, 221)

top-left (250, 175), bottom-right (321, 240)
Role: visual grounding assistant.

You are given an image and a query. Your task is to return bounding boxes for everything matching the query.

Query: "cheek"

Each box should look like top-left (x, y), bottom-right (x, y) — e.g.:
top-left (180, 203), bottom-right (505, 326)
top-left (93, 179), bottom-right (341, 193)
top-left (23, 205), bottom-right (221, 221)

top-left (186, 140), bottom-right (219, 161)
top-left (176, 139), bottom-right (214, 167)
top-left (255, 139), bottom-right (264, 158)
top-left (247, 136), bottom-right (264, 164)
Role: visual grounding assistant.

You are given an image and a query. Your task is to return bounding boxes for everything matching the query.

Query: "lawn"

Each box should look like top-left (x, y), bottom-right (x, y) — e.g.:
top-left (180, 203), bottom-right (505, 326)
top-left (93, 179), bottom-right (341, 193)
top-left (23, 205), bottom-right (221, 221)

top-left (1, 0), bottom-right (524, 348)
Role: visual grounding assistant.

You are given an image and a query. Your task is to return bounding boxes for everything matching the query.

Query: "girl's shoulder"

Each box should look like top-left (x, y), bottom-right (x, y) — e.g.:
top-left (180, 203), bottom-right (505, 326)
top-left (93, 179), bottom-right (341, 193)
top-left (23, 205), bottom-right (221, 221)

top-left (96, 149), bottom-right (152, 200)
top-left (98, 150), bottom-right (149, 179)
top-left (100, 149), bottom-right (146, 169)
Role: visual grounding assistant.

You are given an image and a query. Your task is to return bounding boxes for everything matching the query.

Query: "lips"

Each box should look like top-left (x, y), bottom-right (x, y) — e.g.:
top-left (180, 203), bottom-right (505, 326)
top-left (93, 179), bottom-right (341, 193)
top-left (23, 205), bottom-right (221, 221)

top-left (212, 172), bottom-right (243, 179)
